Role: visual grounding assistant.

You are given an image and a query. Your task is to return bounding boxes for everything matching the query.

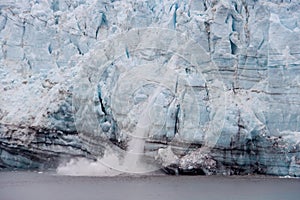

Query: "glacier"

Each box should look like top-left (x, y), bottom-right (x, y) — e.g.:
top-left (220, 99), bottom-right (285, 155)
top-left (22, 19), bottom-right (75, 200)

top-left (0, 0), bottom-right (300, 176)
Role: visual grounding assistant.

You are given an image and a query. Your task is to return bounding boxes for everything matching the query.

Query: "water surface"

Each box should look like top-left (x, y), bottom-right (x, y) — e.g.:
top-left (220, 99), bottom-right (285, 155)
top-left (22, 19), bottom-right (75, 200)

top-left (0, 171), bottom-right (299, 200)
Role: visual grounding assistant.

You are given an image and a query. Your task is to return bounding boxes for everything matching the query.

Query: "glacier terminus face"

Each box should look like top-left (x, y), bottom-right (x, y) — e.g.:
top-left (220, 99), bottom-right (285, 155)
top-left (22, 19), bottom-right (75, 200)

top-left (0, 0), bottom-right (300, 176)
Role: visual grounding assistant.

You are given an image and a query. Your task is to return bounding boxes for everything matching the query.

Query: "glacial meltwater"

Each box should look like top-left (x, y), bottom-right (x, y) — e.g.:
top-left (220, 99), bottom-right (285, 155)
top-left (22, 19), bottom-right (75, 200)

top-left (0, 171), bottom-right (299, 200)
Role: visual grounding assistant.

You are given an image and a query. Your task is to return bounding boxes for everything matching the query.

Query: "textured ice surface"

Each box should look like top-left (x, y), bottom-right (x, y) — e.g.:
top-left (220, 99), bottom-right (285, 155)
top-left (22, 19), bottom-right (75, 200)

top-left (1, 0), bottom-right (300, 176)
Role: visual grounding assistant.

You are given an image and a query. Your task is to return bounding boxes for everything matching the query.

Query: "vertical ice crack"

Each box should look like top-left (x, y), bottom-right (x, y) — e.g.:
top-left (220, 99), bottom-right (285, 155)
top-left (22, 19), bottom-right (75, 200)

top-left (97, 85), bottom-right (107, 115)
top-left (95, 12), bottom-right (107, 39)
top-left (173, 104), bottom-right (180, 140)
top-left (242, 0), bottom-right (250, 47)
top-left (170, 3), bottom-right (178, 29)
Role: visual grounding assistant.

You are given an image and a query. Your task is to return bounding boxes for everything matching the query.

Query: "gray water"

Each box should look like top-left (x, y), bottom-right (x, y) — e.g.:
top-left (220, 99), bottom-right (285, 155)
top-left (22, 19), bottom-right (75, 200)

top-left (0, 171), bottom-right (300, 200)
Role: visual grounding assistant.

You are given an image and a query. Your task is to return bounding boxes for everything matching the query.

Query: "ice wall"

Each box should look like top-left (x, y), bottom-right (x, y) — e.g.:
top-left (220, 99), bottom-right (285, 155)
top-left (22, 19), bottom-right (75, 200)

top-left (0, 0), bottom-right (300, 176)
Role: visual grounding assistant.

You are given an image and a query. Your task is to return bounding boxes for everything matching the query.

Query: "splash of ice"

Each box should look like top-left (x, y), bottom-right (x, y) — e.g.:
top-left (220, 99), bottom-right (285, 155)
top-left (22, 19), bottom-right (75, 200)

top-left (57, 87), bottom-right (163, 176)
